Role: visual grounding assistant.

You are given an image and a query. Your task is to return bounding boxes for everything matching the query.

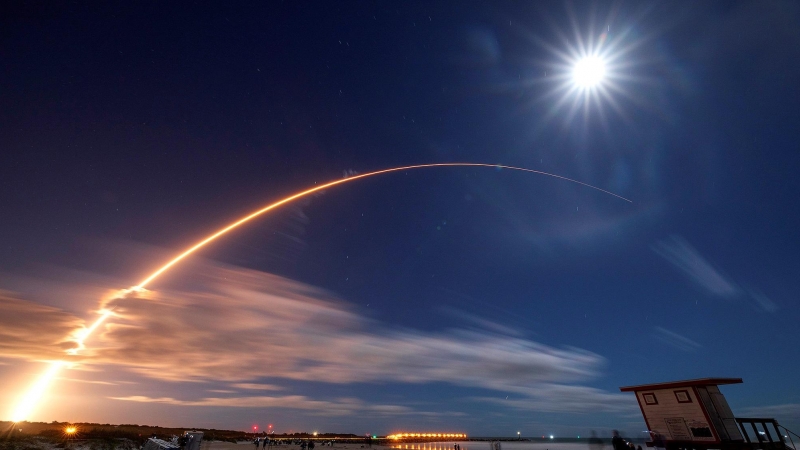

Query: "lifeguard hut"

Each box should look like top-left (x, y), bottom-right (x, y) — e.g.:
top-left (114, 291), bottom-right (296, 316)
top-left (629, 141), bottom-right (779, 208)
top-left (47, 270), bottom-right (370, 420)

top-left (620, 378), bottom-right (797, 450)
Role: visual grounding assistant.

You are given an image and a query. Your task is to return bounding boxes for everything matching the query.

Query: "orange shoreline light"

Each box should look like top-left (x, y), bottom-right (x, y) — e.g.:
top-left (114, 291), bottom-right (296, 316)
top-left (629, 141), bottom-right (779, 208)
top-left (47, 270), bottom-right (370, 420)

top-left (9, 162), bottom-right (631, 422)
top-left (388, 433), bottom-right (467, 439)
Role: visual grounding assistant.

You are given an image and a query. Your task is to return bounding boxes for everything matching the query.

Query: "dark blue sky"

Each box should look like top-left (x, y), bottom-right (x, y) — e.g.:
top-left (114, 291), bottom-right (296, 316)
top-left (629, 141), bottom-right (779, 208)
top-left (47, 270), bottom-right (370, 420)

top-left (1, 0), bottom-right (799, 437)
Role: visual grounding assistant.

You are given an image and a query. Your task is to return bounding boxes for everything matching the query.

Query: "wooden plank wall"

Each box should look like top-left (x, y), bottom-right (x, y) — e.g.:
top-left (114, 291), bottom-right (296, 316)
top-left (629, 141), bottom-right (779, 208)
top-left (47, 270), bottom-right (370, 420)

top-left (638, 387), bottom-right (717, 443)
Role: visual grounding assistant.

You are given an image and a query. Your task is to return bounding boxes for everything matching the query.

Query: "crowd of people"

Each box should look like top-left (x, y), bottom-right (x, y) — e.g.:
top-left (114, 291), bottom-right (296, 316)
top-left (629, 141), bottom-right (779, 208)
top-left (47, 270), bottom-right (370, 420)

top-left (252, 438), bottom-right (339, 450)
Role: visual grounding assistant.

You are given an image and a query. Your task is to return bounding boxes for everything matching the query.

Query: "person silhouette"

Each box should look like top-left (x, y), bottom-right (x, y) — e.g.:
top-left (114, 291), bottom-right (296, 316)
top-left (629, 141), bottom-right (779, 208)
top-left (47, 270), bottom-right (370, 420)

top-left (611, 431), bottom-right (625, 450)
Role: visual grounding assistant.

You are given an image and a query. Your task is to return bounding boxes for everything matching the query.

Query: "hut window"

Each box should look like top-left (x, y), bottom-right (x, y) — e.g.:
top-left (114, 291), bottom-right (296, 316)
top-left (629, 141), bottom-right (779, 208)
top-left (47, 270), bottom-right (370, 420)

top-left (674, 390), bottom-right (692, 403)
top-left (643, 393), bottom-right (658, 405)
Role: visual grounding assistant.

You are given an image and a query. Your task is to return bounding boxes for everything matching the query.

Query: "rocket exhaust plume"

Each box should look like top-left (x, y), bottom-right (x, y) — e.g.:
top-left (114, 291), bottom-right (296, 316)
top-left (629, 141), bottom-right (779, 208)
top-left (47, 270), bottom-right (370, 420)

top-left (9, 162), bottom-right (631, 421)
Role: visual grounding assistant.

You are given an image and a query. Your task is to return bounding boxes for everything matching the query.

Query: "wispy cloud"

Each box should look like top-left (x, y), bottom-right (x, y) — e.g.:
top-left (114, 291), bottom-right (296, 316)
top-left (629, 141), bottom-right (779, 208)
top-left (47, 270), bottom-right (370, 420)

top-left (652, 235), bottom-right (779, 312)
top-left (57, 377), bottom-right (118, 386)
top-left (2, 260), bottom-right (621, 415)
top-left (111, 394), bottom-right (414, 416)
top-left (747, 288), bottom-right (779, 313)
top-left (738, 403), bottom-right (800, 418)
top-left (82, 264), bottom-right (604, 397)
top-left (230, 383), bottom-right (284, 391)
top-left (474, 383), bottom-right (636, 413)
top-left (0, 291), bottom-right (83, 360)
top-left (654, 327), bottom-right (702, 352)
top-left (438, 306), bottom-right (523, 336)
top-left (652, 235), bottom-right (739, 297)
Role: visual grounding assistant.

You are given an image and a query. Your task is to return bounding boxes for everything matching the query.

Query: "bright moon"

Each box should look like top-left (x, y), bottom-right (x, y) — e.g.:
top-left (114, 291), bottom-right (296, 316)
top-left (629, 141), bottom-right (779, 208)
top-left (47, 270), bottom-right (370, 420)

top-left (573, 55), bottom-right (606, 88)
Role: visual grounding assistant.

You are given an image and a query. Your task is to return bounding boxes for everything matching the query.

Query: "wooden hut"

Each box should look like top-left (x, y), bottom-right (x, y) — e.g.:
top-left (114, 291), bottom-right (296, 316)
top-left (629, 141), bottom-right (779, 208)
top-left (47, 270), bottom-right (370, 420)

top-left (620, 378), bottom-right (796, 450)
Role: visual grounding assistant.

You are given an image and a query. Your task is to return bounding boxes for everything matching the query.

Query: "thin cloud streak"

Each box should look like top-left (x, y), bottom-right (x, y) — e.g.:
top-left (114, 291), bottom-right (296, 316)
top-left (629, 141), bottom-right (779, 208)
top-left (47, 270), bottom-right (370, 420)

top-left (475, 383), bottom-right (636, 413)
top-left (654, 327), bottom-right (702, 352)
top-left (438, 306), bottom-right (523, 336)
top-left (230, 383), bottom-right (284, 391)
top-left (747, 288), bottom-right (779, 313)
top-left (652, 235), bottom-right (779, 313)
top-left (652, 235), bottom-right (739, 297)
top-left (738, 404), bottom-right (800, 418)
top-left (112, 395), bottom-right (415, 416)
top-left (57, 377), bottom-right (118, 386)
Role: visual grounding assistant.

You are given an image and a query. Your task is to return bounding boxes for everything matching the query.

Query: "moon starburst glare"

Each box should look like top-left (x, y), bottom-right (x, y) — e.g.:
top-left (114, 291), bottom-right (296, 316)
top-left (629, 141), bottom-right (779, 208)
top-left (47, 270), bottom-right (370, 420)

top-left (522, 7), bottom-right (655, 131)
top-left (573, 55), bottom-right (606, 88)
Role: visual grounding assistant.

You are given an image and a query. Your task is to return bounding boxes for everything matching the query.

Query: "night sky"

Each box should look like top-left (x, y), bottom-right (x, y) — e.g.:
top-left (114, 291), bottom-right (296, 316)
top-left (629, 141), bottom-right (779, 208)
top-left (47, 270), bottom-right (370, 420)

top-left (2, 0), bottom-right (800, 438)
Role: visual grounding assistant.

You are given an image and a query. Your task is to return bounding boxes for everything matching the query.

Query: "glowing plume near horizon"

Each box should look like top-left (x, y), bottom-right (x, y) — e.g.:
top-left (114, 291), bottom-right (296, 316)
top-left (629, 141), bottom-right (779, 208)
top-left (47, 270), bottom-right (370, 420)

top-left (9, 162), bottom-right (631, 422)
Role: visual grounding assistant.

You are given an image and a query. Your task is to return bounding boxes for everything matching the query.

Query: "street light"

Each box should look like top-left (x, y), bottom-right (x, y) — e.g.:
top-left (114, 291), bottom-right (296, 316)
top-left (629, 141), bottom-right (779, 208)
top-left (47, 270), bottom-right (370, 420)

top-left (64, 425), bottom-right (78, 443)
top-left (517, 432), bottom-right (520, 440)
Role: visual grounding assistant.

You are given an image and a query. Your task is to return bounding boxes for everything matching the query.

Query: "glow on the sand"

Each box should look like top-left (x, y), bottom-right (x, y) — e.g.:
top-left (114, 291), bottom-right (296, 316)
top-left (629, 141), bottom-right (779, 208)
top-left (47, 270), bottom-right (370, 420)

top-left (11, 162), bottom-right (631, 421)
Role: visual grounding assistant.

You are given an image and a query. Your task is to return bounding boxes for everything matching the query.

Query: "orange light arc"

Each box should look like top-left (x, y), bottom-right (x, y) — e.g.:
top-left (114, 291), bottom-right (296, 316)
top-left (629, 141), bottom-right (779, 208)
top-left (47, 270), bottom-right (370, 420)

top-left (135, 162), bottom-right (630, 290)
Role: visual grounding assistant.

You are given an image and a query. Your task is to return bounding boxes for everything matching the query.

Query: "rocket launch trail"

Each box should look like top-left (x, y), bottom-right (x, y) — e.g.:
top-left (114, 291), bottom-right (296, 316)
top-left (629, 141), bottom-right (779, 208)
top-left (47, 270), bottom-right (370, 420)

top-left (10, 162), bottom-right (631, 422)
top-left (135, 163), bottom-right (630, 289)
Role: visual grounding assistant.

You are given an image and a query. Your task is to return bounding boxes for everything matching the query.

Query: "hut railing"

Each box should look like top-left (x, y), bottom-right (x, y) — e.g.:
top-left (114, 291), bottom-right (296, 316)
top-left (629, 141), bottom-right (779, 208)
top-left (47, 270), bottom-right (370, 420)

top-left (735, 418), bottom-right (793, 449)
